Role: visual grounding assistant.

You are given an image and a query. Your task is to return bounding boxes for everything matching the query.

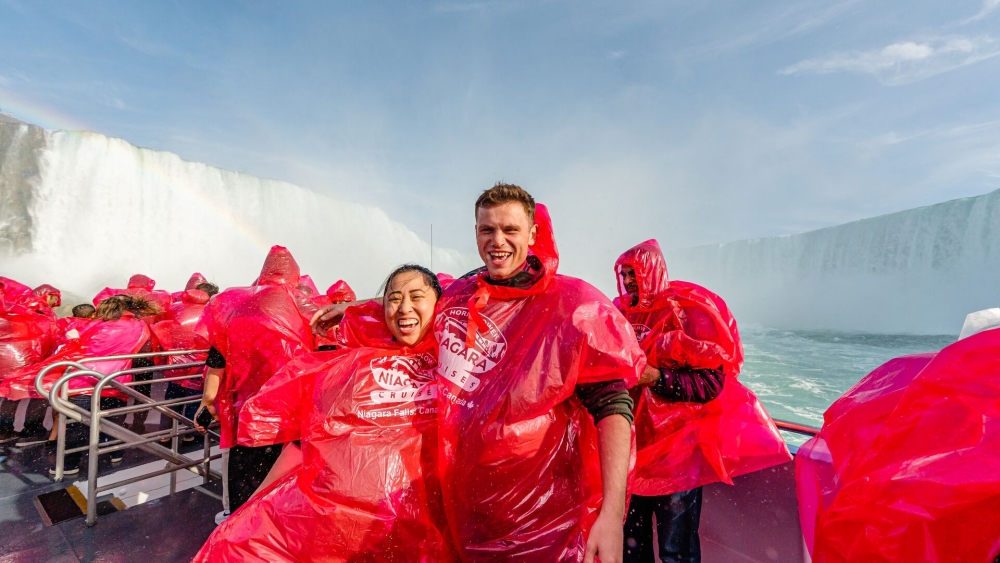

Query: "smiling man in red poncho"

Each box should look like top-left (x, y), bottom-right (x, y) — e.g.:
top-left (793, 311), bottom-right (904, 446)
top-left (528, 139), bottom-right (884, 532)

top-left (435, 184), bottom-right (644, 563)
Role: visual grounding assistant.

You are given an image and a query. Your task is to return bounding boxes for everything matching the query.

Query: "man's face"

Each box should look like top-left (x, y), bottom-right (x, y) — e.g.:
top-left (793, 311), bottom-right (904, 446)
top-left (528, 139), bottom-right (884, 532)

top-left (620, 265), bottom-right (639, 306)
top-left (475, 202), bottom-right (537, 280)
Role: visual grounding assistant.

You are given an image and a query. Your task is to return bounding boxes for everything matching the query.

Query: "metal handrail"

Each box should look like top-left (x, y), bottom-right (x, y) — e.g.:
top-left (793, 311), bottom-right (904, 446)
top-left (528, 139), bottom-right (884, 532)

top-left (36, 349), bottom-right (221, 526)
top-left (773, 418), bottom-right (821, 437)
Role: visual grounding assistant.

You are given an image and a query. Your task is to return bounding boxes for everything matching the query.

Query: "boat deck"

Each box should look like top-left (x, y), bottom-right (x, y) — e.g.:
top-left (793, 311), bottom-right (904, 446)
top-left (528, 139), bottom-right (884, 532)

top-left (2, 429), bottom-right (807, 563)
top-left (1, 431), bottom-right (221, 562)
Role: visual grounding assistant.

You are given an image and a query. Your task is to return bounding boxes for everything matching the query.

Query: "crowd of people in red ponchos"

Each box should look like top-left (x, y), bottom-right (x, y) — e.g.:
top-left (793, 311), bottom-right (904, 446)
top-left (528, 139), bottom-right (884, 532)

top-left (2, 182), bottom-right (996, 563)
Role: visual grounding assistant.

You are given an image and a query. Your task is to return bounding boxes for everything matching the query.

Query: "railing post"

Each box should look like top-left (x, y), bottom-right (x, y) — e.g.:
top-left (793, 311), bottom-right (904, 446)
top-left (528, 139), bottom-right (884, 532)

top-left (202, 424), bottom-right (211, 485)
top-left (85, 392), bottom-right (102, 527)
top-left (53, 384), bottom-right (69, 482)
top-left (169, 418), bottom-right (179, 495)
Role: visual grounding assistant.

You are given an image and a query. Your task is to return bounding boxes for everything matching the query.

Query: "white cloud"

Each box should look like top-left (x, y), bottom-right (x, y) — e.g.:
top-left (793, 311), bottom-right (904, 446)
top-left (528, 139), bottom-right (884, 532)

top-left (681, 0), bottom-right (861, 59)
top-left (780, 35), bottom-right (1000, 84)
top-left (962, 0), bottom-right (1000, 23)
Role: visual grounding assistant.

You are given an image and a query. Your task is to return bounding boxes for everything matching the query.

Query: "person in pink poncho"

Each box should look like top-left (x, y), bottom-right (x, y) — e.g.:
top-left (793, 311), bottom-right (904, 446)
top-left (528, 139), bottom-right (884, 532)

top-left (1, 294), bottom-right (160, 472)
top-left (196, 245), bottom-right (317, 517)
top-left (92, 273), bottom-right (172, 310)
top-left (194, 264), bottom-right (455, 563)
top-left (151, 288), bottom-right (212, 435)
top-left (796, 325), bottom-right (1000, 563)
top-left (0, 278), bottom-right (60, 445)
top-left (614, 239), bottom-right (790, 563)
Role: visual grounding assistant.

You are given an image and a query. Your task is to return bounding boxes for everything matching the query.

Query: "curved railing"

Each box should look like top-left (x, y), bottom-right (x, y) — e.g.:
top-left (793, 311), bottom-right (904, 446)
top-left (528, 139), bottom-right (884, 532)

top-left (36, 350), bottom-right (222, 526)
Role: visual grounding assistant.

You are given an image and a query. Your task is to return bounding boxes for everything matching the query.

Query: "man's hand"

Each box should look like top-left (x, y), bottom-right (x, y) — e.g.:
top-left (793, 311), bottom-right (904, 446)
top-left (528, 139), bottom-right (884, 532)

top-left (638, 365), bottom-right (660, 387)
top-left (587, 413), bottom-right (630, 563)
top-left (585, 509), bottom-right (624, 563)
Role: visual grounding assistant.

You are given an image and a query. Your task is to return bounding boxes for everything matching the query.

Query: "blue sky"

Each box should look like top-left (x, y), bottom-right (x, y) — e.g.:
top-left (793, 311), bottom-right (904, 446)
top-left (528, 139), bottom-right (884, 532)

top-left (1, 0), bottom-right (999, 281)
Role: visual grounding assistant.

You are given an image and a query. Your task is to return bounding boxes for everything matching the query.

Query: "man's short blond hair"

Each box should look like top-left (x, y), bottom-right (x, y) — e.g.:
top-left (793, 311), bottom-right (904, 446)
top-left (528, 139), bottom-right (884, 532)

top-left (475, 183), bottom-right (535, 223)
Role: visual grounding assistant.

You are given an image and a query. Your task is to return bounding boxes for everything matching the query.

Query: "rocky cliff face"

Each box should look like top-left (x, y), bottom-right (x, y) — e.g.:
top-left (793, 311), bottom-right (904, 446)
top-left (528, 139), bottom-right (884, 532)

top-left (0, 117), bottom-right (45, 254)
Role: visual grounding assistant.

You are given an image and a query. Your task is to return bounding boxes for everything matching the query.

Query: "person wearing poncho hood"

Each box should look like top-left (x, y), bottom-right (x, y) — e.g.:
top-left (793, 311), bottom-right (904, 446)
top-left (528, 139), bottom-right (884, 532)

top-left (435, 184), bottom-right (644, 563)
top-left (615, 239), bottom-right (790, 563)
top-left (196, 245), bottom-right (317, 520)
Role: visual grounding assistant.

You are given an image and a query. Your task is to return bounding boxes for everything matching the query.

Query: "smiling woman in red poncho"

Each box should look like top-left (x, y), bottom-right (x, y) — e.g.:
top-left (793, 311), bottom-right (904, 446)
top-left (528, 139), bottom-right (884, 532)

top-left (193, 264), bottom-right (455, 563)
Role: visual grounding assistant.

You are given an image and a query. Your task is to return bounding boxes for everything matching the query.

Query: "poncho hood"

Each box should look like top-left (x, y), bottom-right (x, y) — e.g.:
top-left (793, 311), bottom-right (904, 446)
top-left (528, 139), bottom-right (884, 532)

top-left (615, 239), bottom-right (670, 313)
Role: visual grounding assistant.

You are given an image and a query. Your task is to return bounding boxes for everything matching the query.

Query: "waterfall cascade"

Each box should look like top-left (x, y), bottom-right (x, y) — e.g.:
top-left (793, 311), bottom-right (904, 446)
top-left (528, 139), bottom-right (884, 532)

top-left (666, 188), bottom-right (1000, 334)
top-left (0, 118), bottom-right (476, 303)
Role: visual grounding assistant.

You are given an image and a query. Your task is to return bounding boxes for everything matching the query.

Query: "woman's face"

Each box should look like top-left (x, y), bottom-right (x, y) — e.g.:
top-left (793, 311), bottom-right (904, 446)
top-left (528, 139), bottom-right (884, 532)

top-left (384, 271), bottom-right (437, 346)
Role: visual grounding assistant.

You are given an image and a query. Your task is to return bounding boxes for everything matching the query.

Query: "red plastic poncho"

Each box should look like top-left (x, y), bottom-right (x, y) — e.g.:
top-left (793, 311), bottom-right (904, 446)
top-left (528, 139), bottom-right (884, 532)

top-left (297, 274), bottom-right (319, 297)
top-left (311, 281), bottom-right (359, 349)
top-left (150, 289), bottom-right (210, 391)
top-left (436, 273), bottom-right (455, 289)
top-left (194, 301), bottom-right (454, 563)
top-left (1, 278), bottom-right (57, 319)
top-left (326, 280), bottom-right (356, 304)
top-left (0, 310), bottom-right (57, 382)
top-left (128, 274), bottom-right (155, 291)
top-left (801, 328), bottom-right (1000, 563)
top-left (0, 315), bottom-right (151, 401)
top-left (615, 239), bottom-right (790, 496)
top-left (795, 352), bottom-right (935, 555)
top-left (32, 284), bottom-right (61, 308)
top-left (185, 272), bottom-right (207, 291)
top-left (172, 272), bottom-right (209, 302)
top-left (93, 273), bottom-right (172, 310)
top-left (435, 204), bottom-right (644, 563)
top-left (0, 276), bottom-right (34, 306)
top-left (198, 246), bottom-right (316, 448)
top-left (55, 317), bottom-right (98, 347)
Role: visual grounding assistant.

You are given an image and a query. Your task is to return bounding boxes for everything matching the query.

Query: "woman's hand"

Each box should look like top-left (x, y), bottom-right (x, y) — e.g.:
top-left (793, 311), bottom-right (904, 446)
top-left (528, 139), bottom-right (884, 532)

top-left (310, 303), bottom-right (352, 336)
top-left (193, 401), bottom-right (217, 433)
top-left (195, 368), bottom-right (222, 433)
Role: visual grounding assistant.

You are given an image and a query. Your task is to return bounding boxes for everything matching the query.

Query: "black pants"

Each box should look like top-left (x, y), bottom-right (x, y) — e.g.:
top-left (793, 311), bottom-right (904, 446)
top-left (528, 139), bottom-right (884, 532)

top-left (164, 382), bottom-right (201, 421)
top-left (0, 398), bottom-right (49, 436)
top-left (131, 372), bottom-right (155, 400)
top-left (227, 443), bottom-right (282, 512)
top-left (64, 395), bottom-right (127, 468)
top-left (624, 488), bottom-right (703, 563)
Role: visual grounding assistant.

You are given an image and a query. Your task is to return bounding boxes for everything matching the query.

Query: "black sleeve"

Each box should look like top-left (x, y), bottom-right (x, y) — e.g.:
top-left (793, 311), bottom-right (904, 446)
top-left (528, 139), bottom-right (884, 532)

top-left (206, 346), bottom-right (226, 369)
top-left (575, 380), bottom-right (634, 425)
top-left (651, 366), bottom-right (725, 404)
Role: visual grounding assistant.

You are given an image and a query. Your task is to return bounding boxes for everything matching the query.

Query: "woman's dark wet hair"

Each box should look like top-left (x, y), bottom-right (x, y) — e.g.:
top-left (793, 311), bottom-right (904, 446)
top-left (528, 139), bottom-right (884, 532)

top-left (72, 303), bottom-right (97, 319)
top-left (95, 294), bottom-right (162, 321)
top-left (195, 282), bottom-right (219, 297)
top-left (379, 264), bottom-right (442, 299)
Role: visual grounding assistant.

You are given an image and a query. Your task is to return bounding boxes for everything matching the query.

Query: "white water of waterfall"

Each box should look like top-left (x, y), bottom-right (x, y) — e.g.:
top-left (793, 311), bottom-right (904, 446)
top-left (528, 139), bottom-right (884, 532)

top-left (2, 128), bottom-right (477, 302)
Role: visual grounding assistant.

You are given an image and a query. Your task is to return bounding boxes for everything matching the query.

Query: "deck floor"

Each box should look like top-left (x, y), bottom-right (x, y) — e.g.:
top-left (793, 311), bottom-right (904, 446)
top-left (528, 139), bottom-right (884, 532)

top-left (0, 425), bottom-right (222, 562)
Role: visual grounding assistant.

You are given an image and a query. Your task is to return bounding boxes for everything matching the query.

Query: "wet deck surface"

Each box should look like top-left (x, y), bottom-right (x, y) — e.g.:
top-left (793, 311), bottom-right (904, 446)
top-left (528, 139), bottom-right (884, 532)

top-left (0, 426), bottom-right (221, 562)
top-left (1, 423), bottom-right (806, 562)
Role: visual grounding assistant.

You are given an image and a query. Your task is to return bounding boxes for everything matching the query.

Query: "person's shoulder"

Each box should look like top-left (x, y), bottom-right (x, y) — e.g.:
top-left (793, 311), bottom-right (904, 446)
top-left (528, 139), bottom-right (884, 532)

top-left (440, 274), bottom-right (477, 301)
top-left (665, 280), bottom-right (731, 311)
top-left (549, 274), bottom-right (615, 304)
